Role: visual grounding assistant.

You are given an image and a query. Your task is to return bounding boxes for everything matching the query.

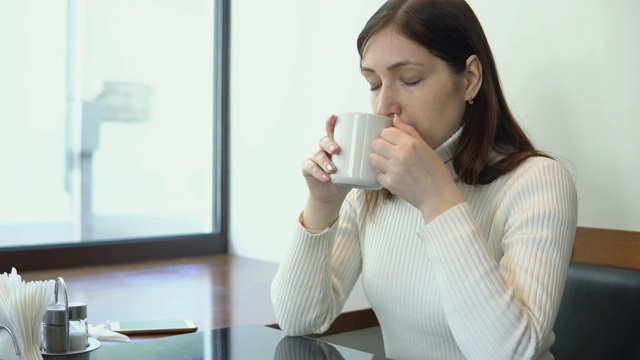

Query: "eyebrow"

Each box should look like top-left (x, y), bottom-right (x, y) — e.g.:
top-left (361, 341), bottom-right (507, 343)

top-left (361, 60), bottom-right (426, 73)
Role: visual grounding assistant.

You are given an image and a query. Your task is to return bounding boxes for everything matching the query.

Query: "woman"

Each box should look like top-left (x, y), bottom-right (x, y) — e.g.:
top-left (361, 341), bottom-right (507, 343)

top-left (271, 0), bottom-right (578, 359)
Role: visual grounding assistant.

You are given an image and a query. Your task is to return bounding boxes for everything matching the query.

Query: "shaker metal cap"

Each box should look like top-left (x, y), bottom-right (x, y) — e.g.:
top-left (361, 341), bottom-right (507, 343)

top-left (44, 304), bottom-right (66, 325)
top-left (69, 302), bottom-right (87, 320)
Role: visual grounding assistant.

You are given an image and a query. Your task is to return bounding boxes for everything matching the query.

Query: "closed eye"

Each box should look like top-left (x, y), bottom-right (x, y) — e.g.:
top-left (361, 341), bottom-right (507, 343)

top-left (403, 79), bottom-right (421, 87)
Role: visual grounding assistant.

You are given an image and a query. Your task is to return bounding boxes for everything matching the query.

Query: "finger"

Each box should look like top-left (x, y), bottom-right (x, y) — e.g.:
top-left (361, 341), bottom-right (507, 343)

top-left (378, 116), bottom-right (422, 146)
top-left (325, 114), bottom-right (338, 137)
top-left (368, 151), bottom-right (389, 173)
top-left (311, 147), bottom-right (337, 174)
top-left (370, 137), bottom-right (395, 160)
top-left (319, 135), bottom-right (339, 155)
top-left (375, 172), bottom-right (387, 190)
top-left (322, 115), bottom-right (339, 154)
top-left (392, 115), bottom-right (422, 140)
top-left (302, 156), bottom-right (331, 181)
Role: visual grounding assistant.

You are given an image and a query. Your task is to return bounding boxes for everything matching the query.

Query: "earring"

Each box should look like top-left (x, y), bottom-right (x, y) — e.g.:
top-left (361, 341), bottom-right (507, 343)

top-left (467, 99), bottom-right (474, 105)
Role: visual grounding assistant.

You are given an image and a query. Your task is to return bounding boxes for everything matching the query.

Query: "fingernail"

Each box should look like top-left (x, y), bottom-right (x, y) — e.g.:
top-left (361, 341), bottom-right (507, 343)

top-left (329, 144), bottom-right (336, 153)
top-left (326, 164), bottom-right (333, 171)
top-left (322, 174), bottom-right (330, 181)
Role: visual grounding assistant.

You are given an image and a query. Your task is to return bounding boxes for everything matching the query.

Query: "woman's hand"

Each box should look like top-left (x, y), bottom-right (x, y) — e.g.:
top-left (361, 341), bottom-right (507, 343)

top-left (370, 115), bottom-right (465, 223)
top-left (301, 115), bottom-right (351, 230)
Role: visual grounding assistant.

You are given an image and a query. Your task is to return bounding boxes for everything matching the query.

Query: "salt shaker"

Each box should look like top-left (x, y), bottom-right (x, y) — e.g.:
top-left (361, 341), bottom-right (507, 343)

top-left (69, 302), bottom-right (89, 351)
top-left (42, 303), bottom-right (68, 353)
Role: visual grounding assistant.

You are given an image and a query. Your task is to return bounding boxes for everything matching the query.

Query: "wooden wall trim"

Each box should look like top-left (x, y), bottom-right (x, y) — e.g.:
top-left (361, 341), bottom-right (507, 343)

top-left (267, 308), bottom-right (379, 337)
top-left (571, 227), bottom-right (640, 270)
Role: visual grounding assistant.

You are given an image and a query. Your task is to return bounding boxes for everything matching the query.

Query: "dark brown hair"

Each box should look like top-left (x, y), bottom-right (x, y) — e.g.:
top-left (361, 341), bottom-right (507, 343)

top-left (357, 0), bottom-right (548, 217)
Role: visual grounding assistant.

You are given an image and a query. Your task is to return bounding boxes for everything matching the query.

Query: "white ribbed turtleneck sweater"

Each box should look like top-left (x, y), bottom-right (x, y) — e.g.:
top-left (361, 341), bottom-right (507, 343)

top-left (271, 128), bottom-right (578, 359)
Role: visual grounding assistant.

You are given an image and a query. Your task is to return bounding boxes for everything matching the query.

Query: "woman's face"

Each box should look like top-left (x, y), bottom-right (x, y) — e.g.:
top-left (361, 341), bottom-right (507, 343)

top-left (361, 27), bottom-right (468, 149)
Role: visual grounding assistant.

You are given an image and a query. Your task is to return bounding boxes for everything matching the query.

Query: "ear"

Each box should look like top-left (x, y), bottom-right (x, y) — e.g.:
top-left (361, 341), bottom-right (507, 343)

top-left (464, 55), bottom-right (482, 102)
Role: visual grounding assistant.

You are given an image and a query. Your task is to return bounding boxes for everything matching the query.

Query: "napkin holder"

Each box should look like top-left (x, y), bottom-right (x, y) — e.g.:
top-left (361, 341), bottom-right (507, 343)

top-left (0, 324), bottom-right (19, 357)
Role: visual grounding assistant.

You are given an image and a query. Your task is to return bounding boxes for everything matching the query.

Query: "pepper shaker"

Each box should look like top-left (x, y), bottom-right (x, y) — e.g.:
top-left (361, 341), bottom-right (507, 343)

top-left (42, 303), bottom-right (68, 353)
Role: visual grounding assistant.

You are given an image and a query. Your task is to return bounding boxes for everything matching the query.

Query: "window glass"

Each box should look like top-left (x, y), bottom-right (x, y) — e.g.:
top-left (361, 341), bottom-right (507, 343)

top-left (0, 0), bottom-right (217, 247)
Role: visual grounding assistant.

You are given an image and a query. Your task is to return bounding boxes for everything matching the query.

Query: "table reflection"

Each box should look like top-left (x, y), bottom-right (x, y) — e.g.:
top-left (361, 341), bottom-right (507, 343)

top-left (88, 323), bottom-right (387, 359)
top-left (275, 336), bottom-right (345, 359)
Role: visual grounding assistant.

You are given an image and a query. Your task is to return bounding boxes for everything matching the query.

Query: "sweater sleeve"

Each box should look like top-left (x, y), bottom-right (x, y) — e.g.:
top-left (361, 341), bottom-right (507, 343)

top-left (419, 159), bottom-right (578, 359)
top-left (271, 192), bottom-right (364, 336)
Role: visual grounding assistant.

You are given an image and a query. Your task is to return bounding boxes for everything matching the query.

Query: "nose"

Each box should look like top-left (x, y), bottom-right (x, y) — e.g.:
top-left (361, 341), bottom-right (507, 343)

top-left (374, 85), bottom-right (401, 118)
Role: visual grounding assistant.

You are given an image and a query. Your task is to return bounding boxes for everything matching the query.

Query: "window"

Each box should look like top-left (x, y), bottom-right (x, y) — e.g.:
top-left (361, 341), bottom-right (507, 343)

top-left (0, 0), bottom-right (228, 271)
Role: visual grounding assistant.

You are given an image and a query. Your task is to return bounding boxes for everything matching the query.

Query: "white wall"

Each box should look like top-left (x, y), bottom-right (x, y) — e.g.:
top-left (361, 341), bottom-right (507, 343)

top-left (467, 0), bottom-right (640, 232)
top-left (230, 0), bottom-right (640, 263)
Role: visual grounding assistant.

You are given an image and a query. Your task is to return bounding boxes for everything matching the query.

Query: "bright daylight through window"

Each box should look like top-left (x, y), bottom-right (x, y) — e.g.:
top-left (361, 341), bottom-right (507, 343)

top-left (0, 0), bottom-right (219, 248)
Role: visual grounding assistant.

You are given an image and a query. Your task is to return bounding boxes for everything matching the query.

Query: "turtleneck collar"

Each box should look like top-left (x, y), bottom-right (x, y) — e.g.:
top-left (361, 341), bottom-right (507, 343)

top-left (434, 125), bottom-right (462, 163)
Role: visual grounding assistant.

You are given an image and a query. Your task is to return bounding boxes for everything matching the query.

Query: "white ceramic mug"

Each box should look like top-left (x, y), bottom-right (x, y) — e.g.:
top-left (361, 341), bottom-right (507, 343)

top-left (330, 112), bottom-right (393, 190)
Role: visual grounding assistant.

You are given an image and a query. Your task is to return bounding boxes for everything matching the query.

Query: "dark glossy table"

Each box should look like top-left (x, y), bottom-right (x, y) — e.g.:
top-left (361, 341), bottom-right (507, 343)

top-left (21, 255), bottom-right (376, 336)
top-left (90, 324), bottom-right (388, 359)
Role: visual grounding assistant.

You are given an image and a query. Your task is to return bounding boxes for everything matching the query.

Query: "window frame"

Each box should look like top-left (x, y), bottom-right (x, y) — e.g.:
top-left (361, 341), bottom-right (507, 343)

top-left (0, 0), bottom-right (230, 272)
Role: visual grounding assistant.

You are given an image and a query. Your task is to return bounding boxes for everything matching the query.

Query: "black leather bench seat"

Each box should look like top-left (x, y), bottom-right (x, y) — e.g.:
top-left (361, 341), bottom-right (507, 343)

top-left (551, 264), bottom-right (640, 359)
